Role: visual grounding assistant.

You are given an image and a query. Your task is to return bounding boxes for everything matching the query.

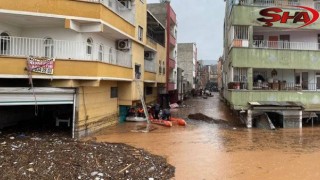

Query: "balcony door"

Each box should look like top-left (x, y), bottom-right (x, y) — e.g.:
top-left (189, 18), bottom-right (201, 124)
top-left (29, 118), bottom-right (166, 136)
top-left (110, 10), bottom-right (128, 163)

top-left (302, 72), bottom-right (308, 90)
top-left (268, 36), bottom-right (278, 48)
top-left (0, 32), bottom-right (10, 55)
top-left (280, 35), bottom-right (290, 49)
top-left (318, 34), bottom-right (320, 50)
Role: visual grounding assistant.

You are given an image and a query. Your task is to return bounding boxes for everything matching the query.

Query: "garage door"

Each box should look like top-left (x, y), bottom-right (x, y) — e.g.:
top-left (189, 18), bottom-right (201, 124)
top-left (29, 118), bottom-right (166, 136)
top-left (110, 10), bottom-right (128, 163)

top-left (0, 87), bottom-right (75, 106)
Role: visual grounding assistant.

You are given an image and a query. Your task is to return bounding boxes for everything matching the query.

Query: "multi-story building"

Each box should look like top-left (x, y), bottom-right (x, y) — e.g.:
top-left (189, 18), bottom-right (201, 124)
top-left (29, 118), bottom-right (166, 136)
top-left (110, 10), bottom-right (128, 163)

top-left (148, 0), bottom-right (178, 106)
top-left (0, 0), bottom-right (166, 138)
top-left (223, 0), bottom-right (320, 128)
top-left (177, 43), bottom-right (197, 93)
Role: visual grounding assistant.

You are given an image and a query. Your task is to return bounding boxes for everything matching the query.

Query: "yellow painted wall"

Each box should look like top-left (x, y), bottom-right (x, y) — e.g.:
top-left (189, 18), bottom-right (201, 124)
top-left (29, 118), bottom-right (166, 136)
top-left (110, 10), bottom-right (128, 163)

top-left (144, 71), bottom-right (156, 81)
top-left (156, 44), bottom-right (167, 83)
top-left (135, 0), bottom-right (147, 44)
top-left (118, 81), bottom-right (133, 105)
top-left (0, 0), bottom-right (134, 36)
top-left (145, 87), bottom-right (158, 104)
top-left (76, 81), bottom-right (118, 137)
top-left (0, 57), bottom-right (132, 79)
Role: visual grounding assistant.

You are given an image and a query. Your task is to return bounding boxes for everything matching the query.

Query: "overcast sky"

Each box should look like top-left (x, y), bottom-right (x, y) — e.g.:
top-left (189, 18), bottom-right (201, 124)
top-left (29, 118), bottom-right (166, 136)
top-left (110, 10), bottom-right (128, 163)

top-left (147, 0), bottom-right (225, 63)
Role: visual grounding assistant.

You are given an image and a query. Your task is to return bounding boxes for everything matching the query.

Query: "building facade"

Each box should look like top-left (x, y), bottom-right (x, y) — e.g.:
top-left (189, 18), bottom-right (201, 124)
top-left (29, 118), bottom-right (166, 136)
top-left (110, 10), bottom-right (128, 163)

top-left (0, 0), bottom-right (166, 138)
top-left (223, 0), bottom-right (320, 128)
top-left (148, 1), bottom-right (178, 106)
top-left (177, 43), bottom-right (197, 93)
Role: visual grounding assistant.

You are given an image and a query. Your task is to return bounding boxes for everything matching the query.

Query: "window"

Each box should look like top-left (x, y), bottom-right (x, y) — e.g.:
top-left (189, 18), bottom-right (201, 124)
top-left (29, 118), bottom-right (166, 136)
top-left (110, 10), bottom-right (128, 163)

top-left (1, 32), bottom-right (10, 55)
top-left (146, 87), bottom-right (153, 95)
top-left (98, 45), bottom-right (104, 61)
top-left (162, 61), bottom-right (165, 75)
top-left (234, 68), bottom-right (247, 82)
top-left (86, 38), bottom-right (93, 56)
top-left (253, 35), bottom-right (264, 48)
top-left (111, 87), bottom-right (118, 98)
top-left (135, 64), bottom-right (141, 79)
top-left (158, 61), bottom-right (161, 74)
top-left (109, 47), bottom-right (114, 63)
top-left (44, 37), bottom-right (54, 58)
top-left (138, 26), bottom-right (143, 41)
top-left (233, 26), bottom-right (249, 40)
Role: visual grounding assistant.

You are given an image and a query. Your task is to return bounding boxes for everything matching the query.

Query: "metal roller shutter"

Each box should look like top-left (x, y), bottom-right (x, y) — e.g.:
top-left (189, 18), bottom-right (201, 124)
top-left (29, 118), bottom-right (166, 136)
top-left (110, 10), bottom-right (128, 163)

top-left (0, 87), bottom-right (75, 106)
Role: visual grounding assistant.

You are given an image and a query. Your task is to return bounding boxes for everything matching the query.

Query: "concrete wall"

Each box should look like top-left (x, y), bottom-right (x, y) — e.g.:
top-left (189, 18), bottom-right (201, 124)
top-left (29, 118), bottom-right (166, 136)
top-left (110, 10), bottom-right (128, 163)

top-left (177, 43), bottom-right (196, 90)
top-left (226, 90), bottom-right (320, 111)
top-left (231, 48), bottom-right (320, 70)
top-left (0, 0), bottom-right (135, 36)
top-left (75, 81), bottom-right (118, 137)
top-left (147, 3), bottom-right (167, 27)
top-left (231, 6), bottom-right (320, 30)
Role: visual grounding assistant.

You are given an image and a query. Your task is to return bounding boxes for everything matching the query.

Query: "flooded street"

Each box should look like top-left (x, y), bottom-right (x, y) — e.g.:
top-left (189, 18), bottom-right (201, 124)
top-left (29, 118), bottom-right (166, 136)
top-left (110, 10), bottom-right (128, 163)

top-left (91, 93), bottom-right (320, 179)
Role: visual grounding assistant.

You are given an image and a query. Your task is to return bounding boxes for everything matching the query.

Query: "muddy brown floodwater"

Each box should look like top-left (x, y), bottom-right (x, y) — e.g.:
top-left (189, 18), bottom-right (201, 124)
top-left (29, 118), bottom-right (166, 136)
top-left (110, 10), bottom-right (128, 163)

top-left (91, 93), bottom-right (320, 180)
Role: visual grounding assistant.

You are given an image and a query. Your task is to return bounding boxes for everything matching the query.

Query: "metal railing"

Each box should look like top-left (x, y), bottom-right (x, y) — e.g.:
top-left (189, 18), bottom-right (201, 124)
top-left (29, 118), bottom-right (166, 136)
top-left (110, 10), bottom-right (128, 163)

top-left (78, 0), bottom-right (135, 24)
top-left (253, 40), bottom-right (319, 51)
top-left (238, 0), bottom-right (315, 7)
top-left (144, 59), bottom-right (156, 73)
top-left (253, 82), bottom-right (320, 91)
top-left (0, 36), bottom-right (132, 68)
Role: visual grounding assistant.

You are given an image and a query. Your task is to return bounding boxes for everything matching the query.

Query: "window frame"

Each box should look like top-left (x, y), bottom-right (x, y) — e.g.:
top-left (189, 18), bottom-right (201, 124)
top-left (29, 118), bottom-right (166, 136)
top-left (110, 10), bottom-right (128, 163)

top-left (138, 26), bottom-right (143, 41)
top-left (110, 87), bottom-right (118, 98)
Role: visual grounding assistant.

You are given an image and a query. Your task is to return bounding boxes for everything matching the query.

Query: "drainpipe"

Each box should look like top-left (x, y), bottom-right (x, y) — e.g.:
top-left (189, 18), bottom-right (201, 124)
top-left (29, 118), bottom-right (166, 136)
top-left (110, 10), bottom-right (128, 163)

top-left (72, 93), bottom-right (76, 139)
top-left (248, 26), bottom-right (253, 48)
top-left (247, 67), bottom-right (253, 90)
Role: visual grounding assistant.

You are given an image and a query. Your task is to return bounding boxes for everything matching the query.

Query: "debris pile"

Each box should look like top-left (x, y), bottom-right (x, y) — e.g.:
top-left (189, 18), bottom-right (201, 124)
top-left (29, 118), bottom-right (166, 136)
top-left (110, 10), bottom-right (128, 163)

top-left (0, 133), bottom-right (175, 179)
top-left (188, 113), bottom-right (227, 124)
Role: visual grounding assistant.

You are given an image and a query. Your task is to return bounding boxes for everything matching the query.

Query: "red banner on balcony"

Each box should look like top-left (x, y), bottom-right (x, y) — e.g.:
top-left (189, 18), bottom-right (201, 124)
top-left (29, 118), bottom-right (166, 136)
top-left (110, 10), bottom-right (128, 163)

top-left (27, 57), bottom-right (55, 75)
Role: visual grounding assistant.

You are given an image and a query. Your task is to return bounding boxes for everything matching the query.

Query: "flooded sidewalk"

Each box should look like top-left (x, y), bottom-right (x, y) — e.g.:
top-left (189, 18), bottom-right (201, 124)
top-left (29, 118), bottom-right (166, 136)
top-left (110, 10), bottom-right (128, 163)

top-left (91, 93), bottom-right (320, 180)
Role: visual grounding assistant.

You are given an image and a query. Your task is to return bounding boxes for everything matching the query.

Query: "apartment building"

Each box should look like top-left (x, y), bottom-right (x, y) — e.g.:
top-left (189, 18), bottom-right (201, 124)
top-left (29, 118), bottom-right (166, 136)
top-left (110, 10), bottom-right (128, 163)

top-left (0, 0), bottom-right (166, 138)
top-left (177, 43), bottom-right (197, 93)
top-left (148, 0), bottom-right (178, 106)
top-left (223, 0), bottom-right (320, 128)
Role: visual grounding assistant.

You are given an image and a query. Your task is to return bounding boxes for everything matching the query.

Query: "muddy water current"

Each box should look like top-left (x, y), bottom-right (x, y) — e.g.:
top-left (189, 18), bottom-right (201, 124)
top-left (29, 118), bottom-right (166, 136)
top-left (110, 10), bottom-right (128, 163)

top-left (91, 93), bottom-right (320, 180)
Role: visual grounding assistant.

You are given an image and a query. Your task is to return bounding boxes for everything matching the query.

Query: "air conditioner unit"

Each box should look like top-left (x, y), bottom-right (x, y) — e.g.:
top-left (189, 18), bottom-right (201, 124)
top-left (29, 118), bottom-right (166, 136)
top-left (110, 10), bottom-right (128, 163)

top-left (144, 51), bottom-right (155, 60)
top-left (118, 0), bottom-right (132, 10)
top-left (117, 39), bottom-right (130, 50)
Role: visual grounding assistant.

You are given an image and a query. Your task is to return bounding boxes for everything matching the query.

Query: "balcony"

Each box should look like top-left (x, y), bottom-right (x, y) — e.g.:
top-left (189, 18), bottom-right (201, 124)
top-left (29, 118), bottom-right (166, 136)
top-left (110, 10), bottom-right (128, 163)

top-left (229, 4), bottom-right (320, 29)
top-left (0, 36), bottom-right (132, 68)
top-left (167, 82), bottom-right (176, 91)
top-left (169, 34), bottom-right (176, 47)
top-left (79, 0), bottom-right (135, 24)
top-left (230, 40), bottom-right (320, 69)
top-left (238, 0), bottom-right (316, 8)
top-left (144, 59), bottom-right (156, 73)
top-left (168, 58), bottom-right (176, 69)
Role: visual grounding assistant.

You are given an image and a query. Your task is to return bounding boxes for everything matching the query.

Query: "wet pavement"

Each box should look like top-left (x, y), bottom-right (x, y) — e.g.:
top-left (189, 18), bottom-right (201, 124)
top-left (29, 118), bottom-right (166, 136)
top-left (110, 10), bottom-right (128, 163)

top-left (91, 93), bottom-right (320, 180)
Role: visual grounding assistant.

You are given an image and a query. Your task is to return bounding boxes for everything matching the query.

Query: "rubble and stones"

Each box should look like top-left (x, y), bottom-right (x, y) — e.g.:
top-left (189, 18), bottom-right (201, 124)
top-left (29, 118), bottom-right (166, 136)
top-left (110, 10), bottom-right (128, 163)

top-left (0, 132), bottom-right (175, 179)
top-left (188, 113), bottom-right (228, 124)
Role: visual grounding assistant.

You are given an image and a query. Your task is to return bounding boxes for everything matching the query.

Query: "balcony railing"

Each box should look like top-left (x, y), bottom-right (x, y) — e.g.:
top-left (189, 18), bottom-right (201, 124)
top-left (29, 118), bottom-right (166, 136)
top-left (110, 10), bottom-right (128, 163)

top-left (0, 36), bottom-right (132, 68)
top-left (79, 0), bottom-right (135, 24)
top-left (253, 40), bottom-right (319, 51)
top-left (144, 60), bottom-right (156, 73)
top-left (228, 82), bottom-right (320, 91)
top-left (238, 0), bottom-right (315, 8)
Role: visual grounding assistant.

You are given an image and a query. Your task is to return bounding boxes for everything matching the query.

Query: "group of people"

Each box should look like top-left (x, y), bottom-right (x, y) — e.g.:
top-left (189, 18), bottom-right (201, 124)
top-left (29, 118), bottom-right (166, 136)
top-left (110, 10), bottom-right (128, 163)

top-left (127, 103), bottom-right (171, 121)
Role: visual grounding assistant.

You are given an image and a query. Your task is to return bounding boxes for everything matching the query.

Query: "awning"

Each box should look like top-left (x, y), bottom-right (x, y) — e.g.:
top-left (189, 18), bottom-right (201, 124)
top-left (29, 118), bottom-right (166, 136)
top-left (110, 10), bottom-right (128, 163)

top-left (0, 87), bottom-right (75, 106)
top-left (249, 101), bottom-right (304, 110)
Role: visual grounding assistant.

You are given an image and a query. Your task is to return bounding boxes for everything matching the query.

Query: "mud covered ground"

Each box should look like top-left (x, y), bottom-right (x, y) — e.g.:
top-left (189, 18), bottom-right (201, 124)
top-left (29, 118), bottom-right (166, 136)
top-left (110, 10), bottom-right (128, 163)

top-left (0, 131), bottom-right (175, 180)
